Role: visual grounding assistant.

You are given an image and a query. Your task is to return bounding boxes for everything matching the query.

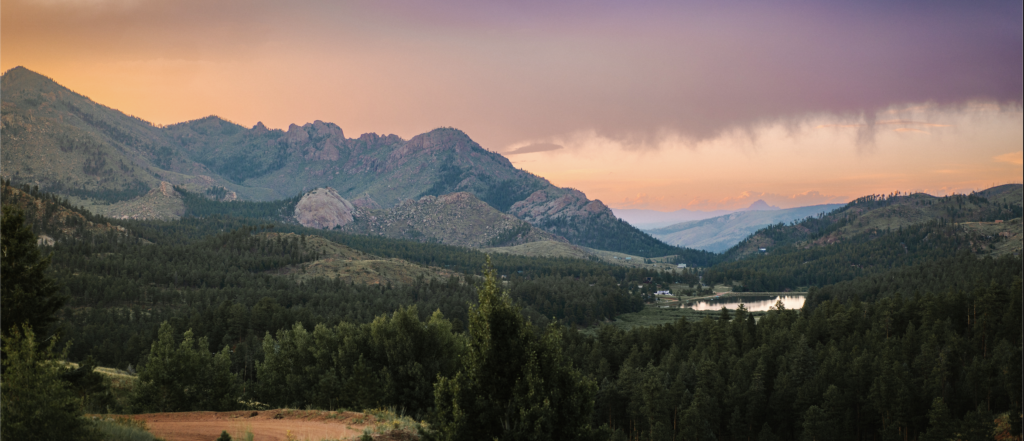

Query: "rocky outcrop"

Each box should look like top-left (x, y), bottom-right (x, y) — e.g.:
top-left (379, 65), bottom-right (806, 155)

top-left (157, 181), bottom-right (179, 197)
top-left (342, 192), bottom-right (564, 248)
top-left (294, 187), bottom-right (356, 230)
top-left (252, 121), bottom-right (270, 135)
top-left (509, 189), bottom-right (615, 224)
top-left (280, 121), bottom-right (346, 162)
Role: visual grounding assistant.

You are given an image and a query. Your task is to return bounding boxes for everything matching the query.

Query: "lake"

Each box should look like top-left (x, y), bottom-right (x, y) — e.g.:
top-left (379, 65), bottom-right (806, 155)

top-left (686, 295), bottom-right (805, 311)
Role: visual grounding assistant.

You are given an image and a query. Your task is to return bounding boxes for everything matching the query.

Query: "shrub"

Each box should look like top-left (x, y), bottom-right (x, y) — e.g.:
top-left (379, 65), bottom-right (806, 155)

top-left (92, 417), bottom-right (159, 441)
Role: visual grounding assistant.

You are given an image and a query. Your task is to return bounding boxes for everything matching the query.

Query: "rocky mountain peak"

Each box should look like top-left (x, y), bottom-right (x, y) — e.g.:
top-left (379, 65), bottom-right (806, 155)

top-left (742, 200), bottom-right (780, 211)
top-left (284, 124), bottom-right (310, 143)
top-left (308, 120), bottom-right (344, 139)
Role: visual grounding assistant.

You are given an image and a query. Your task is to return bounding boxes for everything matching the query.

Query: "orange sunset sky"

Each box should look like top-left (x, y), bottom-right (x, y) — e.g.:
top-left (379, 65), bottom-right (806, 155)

top-left (2, 0), bottom-right (1021, 211)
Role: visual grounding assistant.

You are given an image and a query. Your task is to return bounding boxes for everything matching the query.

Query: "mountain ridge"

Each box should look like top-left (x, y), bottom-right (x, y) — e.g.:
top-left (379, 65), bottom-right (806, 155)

top-left (1, 66), bottom-right (684, 257)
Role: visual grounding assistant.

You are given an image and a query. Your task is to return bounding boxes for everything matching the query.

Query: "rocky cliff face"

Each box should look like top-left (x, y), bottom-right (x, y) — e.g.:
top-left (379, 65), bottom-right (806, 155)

top-left (343, 192), bottom-right (564, 248)
top-left (510, 189), bottom-right (616, 224)
top-left (294, 187), bottom-right (356, 230)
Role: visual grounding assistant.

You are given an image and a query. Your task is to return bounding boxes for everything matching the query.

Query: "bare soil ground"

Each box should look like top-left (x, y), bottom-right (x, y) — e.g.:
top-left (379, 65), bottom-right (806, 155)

top-left (130, 409), bottom-right (386, 441)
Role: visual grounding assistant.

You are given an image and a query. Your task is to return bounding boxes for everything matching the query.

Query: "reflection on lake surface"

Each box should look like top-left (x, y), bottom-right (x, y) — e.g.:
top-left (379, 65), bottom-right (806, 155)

top-left (688, 295), bottom-right (805, 311)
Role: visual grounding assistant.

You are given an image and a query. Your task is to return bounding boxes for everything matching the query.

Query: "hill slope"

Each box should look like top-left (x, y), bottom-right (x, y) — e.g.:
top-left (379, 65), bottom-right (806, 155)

top-left (702, 187), bottom-right (1023, 291)
top-left (723, 189), bottom-right (1023, 261)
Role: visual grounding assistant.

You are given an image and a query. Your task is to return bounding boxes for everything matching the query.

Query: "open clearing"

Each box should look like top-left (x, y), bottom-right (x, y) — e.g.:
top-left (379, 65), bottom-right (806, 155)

top-left (128, 409), bottom-right (409, 441)
top-left (484, 239), bottom-right (691, 271)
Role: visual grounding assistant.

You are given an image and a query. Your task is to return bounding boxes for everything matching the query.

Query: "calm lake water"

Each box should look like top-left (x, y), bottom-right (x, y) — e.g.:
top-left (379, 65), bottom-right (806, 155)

top-left (687, 295), bottom-right (805, 311)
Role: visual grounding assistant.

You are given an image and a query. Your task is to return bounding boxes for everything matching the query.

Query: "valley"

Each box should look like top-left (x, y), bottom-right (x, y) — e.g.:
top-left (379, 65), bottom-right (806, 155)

top-left (2, 66), bottom-right (1021, 441)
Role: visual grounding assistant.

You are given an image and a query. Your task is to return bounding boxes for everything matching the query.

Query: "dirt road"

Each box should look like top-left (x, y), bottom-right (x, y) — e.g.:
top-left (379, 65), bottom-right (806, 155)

top-left (131, 409), bottom-right (380, 441)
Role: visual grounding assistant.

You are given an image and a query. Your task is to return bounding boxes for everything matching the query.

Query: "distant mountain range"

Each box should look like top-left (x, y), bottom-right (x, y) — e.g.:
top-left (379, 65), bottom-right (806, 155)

top-left (0, 66), bottom-right (685, 257)
top-left (613, 199), bottom-right (784, 230)
top-left (722, 186), bottom-right (1023, 261)
top-left (701, 186), bottom-right (1023, 291)
top-left (645, 204), bottom-right (845, 253)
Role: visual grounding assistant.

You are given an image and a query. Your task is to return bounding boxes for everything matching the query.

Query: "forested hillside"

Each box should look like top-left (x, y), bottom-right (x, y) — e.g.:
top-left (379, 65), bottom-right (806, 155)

top-left (0, 184), bottom-right (677, 373)
top-left (2, 182), bottom-right (1020, 441)
top-left (703, 188), bottom-right (1023, 291)
top-left (722, 189), bottom-right (1022, 261)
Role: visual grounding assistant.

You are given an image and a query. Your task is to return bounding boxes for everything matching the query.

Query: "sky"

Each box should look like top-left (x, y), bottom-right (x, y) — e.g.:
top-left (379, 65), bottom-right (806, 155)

top-left (2, 0), bottom-right (1021, 210)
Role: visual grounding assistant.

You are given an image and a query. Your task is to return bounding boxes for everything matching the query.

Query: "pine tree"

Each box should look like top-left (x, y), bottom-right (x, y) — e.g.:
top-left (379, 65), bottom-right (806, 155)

top-left (1, 205), bottom-right (65, 339)
top-left (132, 322), bottom-right (240, 412)
top-left (1, 325), bottom-right (98, 441)
top-left (430, 258), bottom-right (598, 441)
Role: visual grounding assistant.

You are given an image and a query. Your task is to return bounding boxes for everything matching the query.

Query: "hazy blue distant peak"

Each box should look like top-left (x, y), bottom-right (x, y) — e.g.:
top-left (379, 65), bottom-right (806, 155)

top-left (739, 200), bottom-right (780, 211)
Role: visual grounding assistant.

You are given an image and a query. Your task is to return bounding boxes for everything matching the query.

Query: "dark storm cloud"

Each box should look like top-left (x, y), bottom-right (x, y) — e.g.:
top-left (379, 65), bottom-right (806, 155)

top-left (3, 0), bottom-right (1019, 148)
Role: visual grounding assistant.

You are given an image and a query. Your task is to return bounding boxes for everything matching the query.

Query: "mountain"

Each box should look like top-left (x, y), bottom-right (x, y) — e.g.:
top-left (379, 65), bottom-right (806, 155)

top-left (646, 204), bottom-right (845, 253)
top-left (611, 207), bottom-right (732, 229)
top-left (739, 199), bottom-right (780, 211)
top-left (1, 66), bottom-right (685, 257)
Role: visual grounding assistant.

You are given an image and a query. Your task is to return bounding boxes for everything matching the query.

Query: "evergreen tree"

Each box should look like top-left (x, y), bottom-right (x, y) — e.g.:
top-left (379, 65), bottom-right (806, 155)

top-left (430, 259), bottom-right (598, 441)
top-left (1, 205), bottom-right (65, 339)
top-left (132, 322), bottom-right (239, 412)
top-left (0, 325), bottom-right (98, 441)
top-left (919, 397), bottom-right (954, 441)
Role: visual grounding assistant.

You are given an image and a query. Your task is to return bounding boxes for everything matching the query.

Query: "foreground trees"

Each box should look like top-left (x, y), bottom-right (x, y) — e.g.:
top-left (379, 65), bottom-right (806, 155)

top-left (1, 205), bottom-right (64, 339)
top-left (1, 206), bottom-right (96, 440)
top-left (132, 322), bottom-right (239, 412)
top-left (1, 325), bottom-right (97, 441)
top-left (256, 305), bottom-right (465, 416)
top-left (430, 262), bottom-right (599, 441)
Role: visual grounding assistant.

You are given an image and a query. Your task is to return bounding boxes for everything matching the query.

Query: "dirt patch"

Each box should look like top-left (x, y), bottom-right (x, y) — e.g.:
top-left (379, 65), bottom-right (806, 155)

top-left (129, 409), bottom-right (380, 441)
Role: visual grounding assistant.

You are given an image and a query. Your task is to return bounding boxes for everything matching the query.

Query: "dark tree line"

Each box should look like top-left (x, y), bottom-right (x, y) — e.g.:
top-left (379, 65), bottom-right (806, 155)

top-left (557, 267), bottom-right (1021, 440)
top-left (175, 187), bottom-right (303, 221)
